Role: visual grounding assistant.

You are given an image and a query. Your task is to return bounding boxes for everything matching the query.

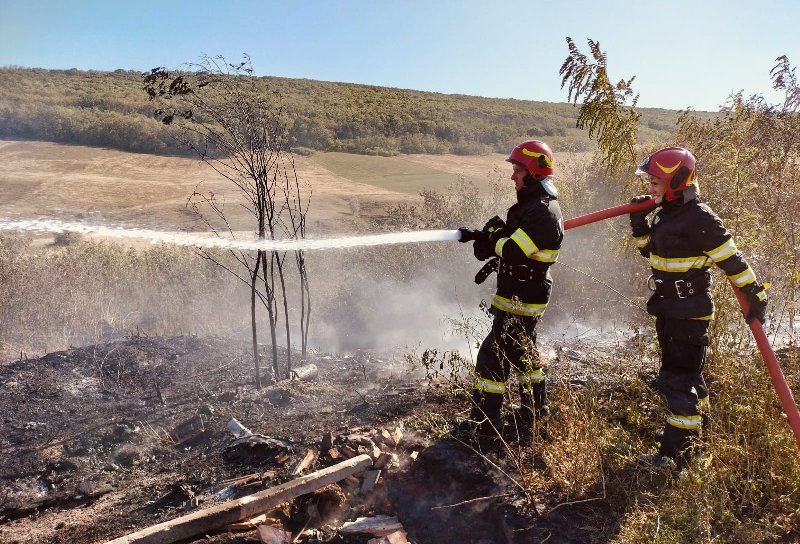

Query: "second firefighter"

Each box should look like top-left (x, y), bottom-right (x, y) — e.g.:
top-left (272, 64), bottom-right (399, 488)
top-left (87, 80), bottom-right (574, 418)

top-left (629, 146), bottom-right (768, 469)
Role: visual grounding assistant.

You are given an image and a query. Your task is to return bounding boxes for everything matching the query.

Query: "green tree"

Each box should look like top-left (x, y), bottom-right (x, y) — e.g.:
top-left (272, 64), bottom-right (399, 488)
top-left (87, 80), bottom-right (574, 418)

top-left (676, 56), bottom-right (800, 344)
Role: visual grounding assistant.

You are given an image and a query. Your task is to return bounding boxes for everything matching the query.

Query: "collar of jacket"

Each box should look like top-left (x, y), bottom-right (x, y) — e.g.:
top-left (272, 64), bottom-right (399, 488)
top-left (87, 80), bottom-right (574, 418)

top-left (661, 193), bottom-right (700, 211)
top-left (516, 182), bottom-right (553, 203)
top-left (661, 184), bottom-right (700, 209)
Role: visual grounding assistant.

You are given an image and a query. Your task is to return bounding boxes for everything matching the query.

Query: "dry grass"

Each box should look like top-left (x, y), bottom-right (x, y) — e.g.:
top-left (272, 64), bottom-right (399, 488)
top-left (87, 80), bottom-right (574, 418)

top-left (0, 236), bottom-right (251, 358)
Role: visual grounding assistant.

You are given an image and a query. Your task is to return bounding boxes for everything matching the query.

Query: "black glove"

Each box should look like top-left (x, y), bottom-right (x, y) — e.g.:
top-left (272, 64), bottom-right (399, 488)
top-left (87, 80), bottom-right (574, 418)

top-left (472, 232), bottom-right (495, 261)
top-left (482, 216), bottom-right (509, 243)
top-left (741, 282), bottom-right (768, 324)
top-left (629, 195), bottom-right (653, 237)
top-left (457, 227), bottom-right (481, 243)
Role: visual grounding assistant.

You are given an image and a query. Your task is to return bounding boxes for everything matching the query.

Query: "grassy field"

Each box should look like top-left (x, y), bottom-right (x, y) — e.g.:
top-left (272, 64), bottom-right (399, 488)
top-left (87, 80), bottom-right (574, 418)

top-left (0, 139), bottom-right (512, 234)
top-left (0, 140), bottom-right (600, 232)
top-left (312, 151), bottom-right (486, 194)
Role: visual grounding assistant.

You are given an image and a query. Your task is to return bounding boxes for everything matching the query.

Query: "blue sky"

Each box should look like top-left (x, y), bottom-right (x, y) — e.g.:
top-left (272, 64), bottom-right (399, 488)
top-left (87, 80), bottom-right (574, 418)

top-left (1, 0), bottom-right (797, 111)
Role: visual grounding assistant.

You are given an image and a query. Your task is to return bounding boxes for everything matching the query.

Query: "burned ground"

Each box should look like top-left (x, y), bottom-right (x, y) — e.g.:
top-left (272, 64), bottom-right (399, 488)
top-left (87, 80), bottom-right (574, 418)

top-left (0, 334), bottom-right (644, 544)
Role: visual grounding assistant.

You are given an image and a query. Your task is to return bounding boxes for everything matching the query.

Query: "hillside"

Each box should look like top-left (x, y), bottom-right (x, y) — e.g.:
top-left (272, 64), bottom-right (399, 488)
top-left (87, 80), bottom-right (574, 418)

top-left (1, 116), bottom-right (799, 542)
top-left (0, 67), bottom-right (703, 158)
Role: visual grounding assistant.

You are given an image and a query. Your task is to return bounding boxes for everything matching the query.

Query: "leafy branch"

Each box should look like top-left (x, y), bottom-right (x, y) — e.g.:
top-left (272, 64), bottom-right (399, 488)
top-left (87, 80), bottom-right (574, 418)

top-left (559, 37), bottom-right (640, 173)
top-left (770, 55), bottom-right (800, 113)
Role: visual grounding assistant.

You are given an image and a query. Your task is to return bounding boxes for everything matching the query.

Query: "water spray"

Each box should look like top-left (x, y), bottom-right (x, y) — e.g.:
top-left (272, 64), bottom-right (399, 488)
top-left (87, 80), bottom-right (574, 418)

top-left (0, 201), bottom-right (654, 252)
top-left (0, 219), bottom-right (459, 252)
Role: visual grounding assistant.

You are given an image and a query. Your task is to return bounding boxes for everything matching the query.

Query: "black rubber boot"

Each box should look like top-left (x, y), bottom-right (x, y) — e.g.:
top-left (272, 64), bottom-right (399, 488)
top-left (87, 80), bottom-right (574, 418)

top-left (510, 383), bottom-right (549, 438)
top-left (455, 389), bottom-right (504, 444)
top-left (533, 381), bottom-right (549, 417)
top-left (514, 386), bottom-right (535, 425)
top-left (658, 425), bottom-right (695, 470)
top-left (637, 453), bottom-right (676, 471)
top-left (513, 382), bottom-right (549, 419)
top-left (472, 389), bottom-right (504, 436)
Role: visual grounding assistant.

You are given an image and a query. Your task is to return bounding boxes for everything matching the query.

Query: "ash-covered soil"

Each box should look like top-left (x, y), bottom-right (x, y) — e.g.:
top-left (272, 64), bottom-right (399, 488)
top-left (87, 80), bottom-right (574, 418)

top-left (0, 335), bottom-right (620, 544)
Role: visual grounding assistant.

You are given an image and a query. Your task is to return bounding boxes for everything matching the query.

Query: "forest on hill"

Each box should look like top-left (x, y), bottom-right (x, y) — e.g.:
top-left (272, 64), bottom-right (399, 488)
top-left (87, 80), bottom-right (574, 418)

top-left (0, 67), bottom-right (703, 157)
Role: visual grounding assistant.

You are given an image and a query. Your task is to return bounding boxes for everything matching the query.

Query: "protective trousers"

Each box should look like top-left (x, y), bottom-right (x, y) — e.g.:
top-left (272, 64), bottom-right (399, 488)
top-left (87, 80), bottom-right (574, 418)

top-left (471, 310), bottom-right (544, 432)
top-left (654, 317), bottom-right (711, 467)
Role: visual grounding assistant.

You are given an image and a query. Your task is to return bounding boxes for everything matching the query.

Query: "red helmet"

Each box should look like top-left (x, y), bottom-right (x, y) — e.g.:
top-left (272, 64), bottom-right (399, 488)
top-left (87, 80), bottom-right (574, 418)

top-left (635, 147), bottom-right (697, 202)
top-left (506, 140), bottom-right (554, 181)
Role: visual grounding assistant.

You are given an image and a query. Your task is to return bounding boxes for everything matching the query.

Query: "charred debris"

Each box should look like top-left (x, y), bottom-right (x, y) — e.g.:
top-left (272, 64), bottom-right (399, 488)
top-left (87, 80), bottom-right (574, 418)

top-left (0, 334), bottom-right (628, 543)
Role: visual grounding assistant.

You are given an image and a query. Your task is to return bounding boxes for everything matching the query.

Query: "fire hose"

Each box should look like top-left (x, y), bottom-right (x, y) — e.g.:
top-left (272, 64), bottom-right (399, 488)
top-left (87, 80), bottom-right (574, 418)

top-left (458, 198), bottom-right (800, 449)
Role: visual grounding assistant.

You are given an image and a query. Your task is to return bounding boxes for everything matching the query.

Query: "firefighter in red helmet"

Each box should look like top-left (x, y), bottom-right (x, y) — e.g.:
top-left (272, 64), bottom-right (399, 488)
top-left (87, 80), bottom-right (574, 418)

top-left (629, 146), bottom-right (768, 469)
top-left (457, 140), bottom-right (563, 442)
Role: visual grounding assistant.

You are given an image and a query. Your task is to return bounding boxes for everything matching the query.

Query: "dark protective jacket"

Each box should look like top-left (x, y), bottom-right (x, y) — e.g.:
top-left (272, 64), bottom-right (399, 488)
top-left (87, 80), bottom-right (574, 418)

top-left (490, 183), bottom-right (563, 317)
top-left (633, 197), bottom-right (758, 319)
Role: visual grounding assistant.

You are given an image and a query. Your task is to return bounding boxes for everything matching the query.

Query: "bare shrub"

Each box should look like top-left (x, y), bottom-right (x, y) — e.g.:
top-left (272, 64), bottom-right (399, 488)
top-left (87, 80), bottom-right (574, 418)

top-left (143, 55), bottom-right (311, 386)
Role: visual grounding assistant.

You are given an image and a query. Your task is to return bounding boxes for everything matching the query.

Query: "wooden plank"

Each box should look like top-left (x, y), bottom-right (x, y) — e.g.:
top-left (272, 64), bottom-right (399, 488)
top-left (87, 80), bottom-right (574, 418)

top-left (373, 452), bottom-right (393, 470)
top-left (338, 445), bottom-right (357, 458)
top-left (104, 454), bottom-right (372, 544)
top-left (391, 427), bottom-right (404, 447)
top-left (360, 470), bottom-right (381, 493)
top-left (368, 531), bottom-right (410, 544)
top-left (222, 513), bottom-right (269, 531)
